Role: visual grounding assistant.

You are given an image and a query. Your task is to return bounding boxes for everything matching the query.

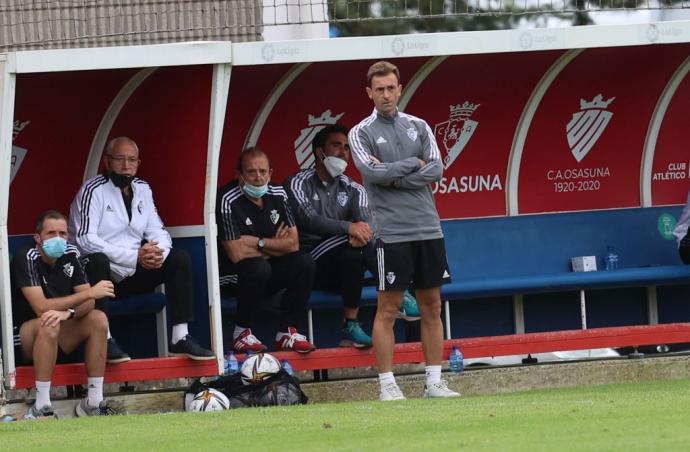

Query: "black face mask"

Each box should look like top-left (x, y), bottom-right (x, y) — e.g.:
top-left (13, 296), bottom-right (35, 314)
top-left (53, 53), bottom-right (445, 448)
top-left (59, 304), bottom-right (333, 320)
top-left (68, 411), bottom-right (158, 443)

top-left (108, 171), bottom-right (134, 189)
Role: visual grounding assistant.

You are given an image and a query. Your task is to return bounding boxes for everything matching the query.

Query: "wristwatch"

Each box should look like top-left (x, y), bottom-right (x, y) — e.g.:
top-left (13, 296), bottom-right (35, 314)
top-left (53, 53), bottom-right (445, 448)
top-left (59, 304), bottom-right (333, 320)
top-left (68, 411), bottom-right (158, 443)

top-left (257, 238), bottom-right (266, 251)
top-left (67, 308), bottom-right (76, 320)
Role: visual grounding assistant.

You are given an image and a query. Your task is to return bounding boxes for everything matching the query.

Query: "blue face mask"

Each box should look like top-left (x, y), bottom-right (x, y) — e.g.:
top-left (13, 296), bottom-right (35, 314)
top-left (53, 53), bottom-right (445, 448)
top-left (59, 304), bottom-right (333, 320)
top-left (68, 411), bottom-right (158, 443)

top-left (242, 182), bottom-right (268, 199)
top-left (41, 236), bottom-right (67, 259)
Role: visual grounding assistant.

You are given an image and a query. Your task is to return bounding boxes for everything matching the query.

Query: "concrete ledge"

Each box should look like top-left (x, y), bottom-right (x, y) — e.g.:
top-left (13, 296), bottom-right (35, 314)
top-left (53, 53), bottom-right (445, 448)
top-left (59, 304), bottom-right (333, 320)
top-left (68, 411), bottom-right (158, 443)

top-left (4, 355), bottom-right (690, 418)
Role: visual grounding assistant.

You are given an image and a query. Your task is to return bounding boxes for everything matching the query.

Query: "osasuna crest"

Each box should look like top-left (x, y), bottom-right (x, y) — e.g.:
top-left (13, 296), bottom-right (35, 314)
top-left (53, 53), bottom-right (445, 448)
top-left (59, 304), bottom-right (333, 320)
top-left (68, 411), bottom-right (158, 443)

top-left (337, 192), bottom-right (348, 207)
top-left (10, 119), bottom-right (30, 184)
top-left (386, 271), bottom-right (396, 285)
top-left (63, 263), bottom-right (74, 278)
top-left (566, 94), bottom-right (615, 162)
top-left (270, 209), bottom-right (280, 224)
top-left (434, 102), bottom-right (479, 169)
top-left (293, 110), bottom-right (344, 169)
top-left (406, 127), bottom-right (418, 142)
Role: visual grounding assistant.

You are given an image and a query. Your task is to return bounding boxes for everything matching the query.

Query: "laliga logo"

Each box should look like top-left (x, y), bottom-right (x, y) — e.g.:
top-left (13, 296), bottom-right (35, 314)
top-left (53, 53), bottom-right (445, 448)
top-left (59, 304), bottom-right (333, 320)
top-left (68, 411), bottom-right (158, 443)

top-left (11, 119), bottom-right (30, 184)
top-left (293, 110), bottom-right (344, 169)
top-left (566, 94), bottom-right (615, 163)
top-left (433, 101), bottom-right (479, 169)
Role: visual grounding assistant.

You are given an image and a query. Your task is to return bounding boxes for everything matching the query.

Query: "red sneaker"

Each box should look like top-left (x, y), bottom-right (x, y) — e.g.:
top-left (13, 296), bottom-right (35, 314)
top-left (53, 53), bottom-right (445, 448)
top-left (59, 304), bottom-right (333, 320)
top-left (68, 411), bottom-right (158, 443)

top-left (232, 328), bottom-right (267, 353)
top-left (275, 327), bottom-right (315, 354)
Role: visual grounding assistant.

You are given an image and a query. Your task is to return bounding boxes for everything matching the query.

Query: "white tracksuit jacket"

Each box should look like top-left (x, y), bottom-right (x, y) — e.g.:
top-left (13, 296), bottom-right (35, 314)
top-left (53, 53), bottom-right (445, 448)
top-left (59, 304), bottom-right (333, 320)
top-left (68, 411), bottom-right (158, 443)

top-left (68, 174), bottom-right (172, 281)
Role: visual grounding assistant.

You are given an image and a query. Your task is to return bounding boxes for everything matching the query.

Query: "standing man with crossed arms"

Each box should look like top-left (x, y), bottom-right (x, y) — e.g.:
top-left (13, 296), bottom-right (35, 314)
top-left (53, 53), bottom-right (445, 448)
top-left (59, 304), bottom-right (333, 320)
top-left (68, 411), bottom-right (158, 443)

top-left (349, 61), bottom-right (459, 400)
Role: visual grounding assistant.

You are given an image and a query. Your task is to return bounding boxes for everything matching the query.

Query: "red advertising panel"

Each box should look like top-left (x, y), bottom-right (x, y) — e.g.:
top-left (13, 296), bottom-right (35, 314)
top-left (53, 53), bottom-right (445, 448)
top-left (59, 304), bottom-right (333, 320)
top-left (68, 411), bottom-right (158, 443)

top-left (518, 44), bottom-right (690, 214)
top-left (9, 69), bottom-right (136, 234)
top-left (110, 66), bottom-right (212, 226)
top-left (218, 64), bottom-right (291, 185)
top-left (228, 58), bottom-right (428, 187)
top-left (404, 51), bottom-right (563, 219)
top-left (651, 62), bottom-right (690, 206)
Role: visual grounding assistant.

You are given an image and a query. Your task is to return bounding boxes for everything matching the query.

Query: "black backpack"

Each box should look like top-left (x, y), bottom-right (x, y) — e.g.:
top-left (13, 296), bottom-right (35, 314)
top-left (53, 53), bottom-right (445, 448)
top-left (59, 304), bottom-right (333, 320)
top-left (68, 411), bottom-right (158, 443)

top-left (185, 370), bottom-right (308, 410)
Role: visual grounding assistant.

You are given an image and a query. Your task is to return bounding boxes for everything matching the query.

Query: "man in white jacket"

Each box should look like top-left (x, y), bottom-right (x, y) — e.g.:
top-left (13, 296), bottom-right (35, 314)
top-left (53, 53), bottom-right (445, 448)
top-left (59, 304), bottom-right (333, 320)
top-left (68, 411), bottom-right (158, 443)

top-left (68, 137), bottom-right (213, 361)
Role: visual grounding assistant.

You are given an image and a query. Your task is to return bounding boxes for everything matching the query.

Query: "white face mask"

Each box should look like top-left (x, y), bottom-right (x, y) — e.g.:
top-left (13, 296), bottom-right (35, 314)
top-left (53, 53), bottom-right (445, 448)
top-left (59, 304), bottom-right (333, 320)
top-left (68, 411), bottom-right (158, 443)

top-left (322, 153), bottom-right (348, 178)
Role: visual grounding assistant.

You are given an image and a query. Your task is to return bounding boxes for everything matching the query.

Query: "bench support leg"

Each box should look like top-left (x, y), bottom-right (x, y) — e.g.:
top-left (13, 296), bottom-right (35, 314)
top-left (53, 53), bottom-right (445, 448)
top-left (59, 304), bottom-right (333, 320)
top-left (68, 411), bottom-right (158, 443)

top-left (307, 309), bottom-right (314, 344)
top-left (444, 300), bottom-right (451, 339)
top-left (156, 306), bottom-right (169, 357)
top-left (513, 294), bottom-right (525, 334)
top-left (647, 286), bottom-right (659, 325)
top-left (579, 289), bottom-right (587, 330)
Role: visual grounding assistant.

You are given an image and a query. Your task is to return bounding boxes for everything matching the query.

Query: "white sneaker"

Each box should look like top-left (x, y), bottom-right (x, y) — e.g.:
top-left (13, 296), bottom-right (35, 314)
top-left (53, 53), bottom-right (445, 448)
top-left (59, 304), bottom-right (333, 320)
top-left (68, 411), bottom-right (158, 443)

top-left (380, 382), bottom-right (406, 401)
top-left (424, 380), bottom-right (460, 398)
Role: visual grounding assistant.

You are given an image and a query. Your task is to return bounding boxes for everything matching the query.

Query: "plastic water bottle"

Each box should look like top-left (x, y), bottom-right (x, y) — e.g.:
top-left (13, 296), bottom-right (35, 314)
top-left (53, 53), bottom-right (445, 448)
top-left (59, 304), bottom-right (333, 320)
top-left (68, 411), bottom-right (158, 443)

top-left (224, 352), bottom-right (239, 375)
top-left (282, 359), bottom-right (294, 376)
top-left (604, 246), bottom-right (619, 270)
top-left (449, 346), bottom-right (464, 374)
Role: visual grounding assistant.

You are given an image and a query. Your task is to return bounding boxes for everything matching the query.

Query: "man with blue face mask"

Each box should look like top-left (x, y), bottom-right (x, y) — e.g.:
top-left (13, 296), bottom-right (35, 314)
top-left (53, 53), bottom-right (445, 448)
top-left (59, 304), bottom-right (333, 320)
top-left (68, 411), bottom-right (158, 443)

top-left (11, 210), bottom-right (122, 418)
top-left (217, 147), bottom-right (316, 354)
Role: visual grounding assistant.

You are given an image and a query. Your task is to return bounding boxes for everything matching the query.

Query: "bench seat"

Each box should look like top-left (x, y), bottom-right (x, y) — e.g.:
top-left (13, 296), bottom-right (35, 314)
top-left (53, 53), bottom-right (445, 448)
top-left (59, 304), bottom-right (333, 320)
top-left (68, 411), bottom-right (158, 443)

top-left (442, 265), bottom-right (690, 299)
top-left (108, 293), bottom-right (167, 316)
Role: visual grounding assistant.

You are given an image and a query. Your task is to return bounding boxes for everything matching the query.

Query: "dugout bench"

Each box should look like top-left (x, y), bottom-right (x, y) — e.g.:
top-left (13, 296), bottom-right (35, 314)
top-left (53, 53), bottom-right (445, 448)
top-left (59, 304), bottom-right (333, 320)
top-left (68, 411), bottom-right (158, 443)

top-left (9, 206), bottom-right (690, 388)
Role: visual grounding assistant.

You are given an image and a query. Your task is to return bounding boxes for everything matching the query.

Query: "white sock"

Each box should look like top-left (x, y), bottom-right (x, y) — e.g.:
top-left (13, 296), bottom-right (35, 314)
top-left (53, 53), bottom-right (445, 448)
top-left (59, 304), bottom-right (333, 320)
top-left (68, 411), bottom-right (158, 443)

top-left (35, 380), bottom-right (51, 409)
top-left (233, 326), bottom-right (249, 340)
top-left (107, 329), bottom-right (112, 340)
top-left (378, 372), bottom-right (396, 389)
top-left (87, 376), bottom-right (104, 407)
top-left (425, 365), bottom-right (442, 386)
top-left (171, 323), bottom-right (189, 344)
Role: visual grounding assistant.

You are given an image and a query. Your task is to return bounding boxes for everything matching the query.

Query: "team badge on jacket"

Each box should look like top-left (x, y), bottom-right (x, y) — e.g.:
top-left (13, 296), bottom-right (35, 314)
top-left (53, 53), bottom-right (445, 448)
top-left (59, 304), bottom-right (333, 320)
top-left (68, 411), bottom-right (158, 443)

top-left (63, 263), bottom-right (74, 278)
top-left (406, 127), bottom-right (418, 142)
top-left (270, 209), bottom-right (280, 224)
top-left (337, 192), bottom-right (348, 207)
top-left (386, 271), bottom-right (396, 285)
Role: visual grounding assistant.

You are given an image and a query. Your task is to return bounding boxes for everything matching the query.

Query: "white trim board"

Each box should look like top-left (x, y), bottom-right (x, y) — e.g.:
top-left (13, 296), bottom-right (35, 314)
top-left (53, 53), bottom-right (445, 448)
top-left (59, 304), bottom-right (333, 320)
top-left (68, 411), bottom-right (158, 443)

top-left (11, 41), bottom-right (232, 74)
top-left (232, 21), bottom-right (690, 66)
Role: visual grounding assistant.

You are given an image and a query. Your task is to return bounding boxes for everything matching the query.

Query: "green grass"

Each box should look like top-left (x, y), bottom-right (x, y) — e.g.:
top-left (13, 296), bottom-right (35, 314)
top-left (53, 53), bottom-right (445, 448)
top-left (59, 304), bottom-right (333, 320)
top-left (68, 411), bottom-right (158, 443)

top-left (3, 378), bottom-right (690, 451)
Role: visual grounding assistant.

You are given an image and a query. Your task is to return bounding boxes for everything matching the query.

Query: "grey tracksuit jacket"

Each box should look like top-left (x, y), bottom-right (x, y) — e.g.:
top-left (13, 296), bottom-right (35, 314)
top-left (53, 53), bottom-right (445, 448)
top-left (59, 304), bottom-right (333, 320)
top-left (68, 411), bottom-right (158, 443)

top-left (349, 108), bottom-right (444, 243)
top-left (285, 169), bottom-right (370, 255)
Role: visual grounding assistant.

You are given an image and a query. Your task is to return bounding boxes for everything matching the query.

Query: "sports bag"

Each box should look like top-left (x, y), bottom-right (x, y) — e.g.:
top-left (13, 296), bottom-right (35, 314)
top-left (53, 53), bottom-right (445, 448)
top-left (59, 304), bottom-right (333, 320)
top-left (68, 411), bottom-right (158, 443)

top-left (185, 370), bottom-right (308, 410)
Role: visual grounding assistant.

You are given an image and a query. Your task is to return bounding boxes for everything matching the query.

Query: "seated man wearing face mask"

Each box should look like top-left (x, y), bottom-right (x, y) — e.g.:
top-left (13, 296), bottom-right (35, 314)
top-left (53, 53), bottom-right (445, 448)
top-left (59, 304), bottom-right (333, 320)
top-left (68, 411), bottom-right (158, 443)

top-left (68, 136), bottom-right (214, 362)
top-left (285, 124), bottom-right (406, 349)
top-left (12, 210), bottom-right (119, 418)
top-left (217, 146), bottom-right (316, 354)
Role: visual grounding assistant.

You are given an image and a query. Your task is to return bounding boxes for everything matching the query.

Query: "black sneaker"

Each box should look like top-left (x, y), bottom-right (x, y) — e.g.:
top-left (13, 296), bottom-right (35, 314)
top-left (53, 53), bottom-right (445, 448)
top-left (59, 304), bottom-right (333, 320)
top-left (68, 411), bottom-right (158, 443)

top-left (169, 334), bottom-right (214, 360)
top-left (107, 338), bottom-right (131, 364)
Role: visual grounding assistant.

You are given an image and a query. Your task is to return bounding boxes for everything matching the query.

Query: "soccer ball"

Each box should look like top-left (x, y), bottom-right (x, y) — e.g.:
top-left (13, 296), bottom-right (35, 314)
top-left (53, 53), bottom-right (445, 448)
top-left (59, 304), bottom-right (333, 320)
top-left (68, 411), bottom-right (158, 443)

top-left (240, 353), bottom-right (281, 385)
top-left (187, 388), bottom-right (230, 412)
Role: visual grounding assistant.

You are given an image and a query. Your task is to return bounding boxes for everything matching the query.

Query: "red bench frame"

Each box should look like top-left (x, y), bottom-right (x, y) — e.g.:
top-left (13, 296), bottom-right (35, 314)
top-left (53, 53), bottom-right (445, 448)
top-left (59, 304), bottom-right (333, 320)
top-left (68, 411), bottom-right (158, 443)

top-left (12, 323), bottom-right (690, 389)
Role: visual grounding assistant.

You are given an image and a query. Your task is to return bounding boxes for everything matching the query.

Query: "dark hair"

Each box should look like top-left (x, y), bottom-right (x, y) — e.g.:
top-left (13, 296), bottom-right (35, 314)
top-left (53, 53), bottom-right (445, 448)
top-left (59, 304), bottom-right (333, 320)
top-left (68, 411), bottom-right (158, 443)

top-left (236, 146), bottom-right (272, 173)
top-left (311, 124), bottom-right (350, 154)
top-left (367, 61), bottom-right (401, 86)
top-left (35, 209), bottom-right (67, 233)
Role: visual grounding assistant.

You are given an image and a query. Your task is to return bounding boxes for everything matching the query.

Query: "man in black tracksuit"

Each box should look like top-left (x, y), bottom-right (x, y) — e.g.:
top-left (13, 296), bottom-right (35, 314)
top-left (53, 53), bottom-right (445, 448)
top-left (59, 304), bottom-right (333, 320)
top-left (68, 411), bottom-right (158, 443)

top-left (217, 147), bottom-right (316, 354)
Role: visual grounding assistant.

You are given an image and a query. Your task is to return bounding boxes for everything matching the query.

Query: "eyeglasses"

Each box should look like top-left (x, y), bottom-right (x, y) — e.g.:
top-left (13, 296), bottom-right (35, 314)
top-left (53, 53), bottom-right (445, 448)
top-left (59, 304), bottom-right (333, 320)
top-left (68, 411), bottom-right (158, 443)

top-left (106, 154), bottom-right (139, 164)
